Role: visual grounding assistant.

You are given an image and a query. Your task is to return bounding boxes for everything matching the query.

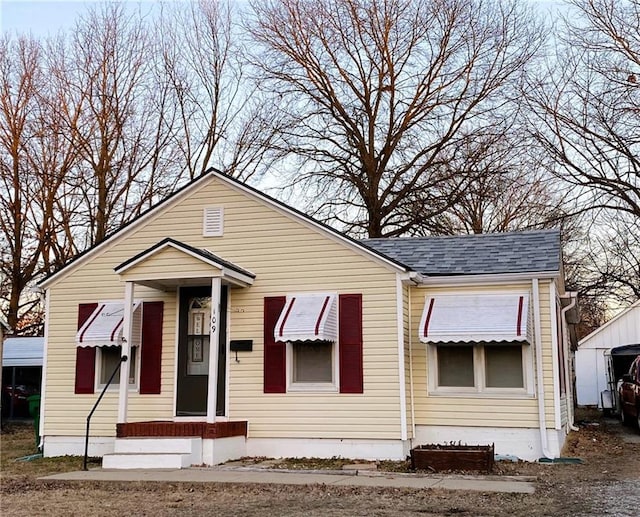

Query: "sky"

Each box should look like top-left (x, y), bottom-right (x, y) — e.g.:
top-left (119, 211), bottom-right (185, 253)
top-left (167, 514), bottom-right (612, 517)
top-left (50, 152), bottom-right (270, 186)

top-left (1, 1), bottom-right (97, 36)
top-left (1, 0), bottom-right (567, 38)
top-left (0, 0), bottom-right (173, 37)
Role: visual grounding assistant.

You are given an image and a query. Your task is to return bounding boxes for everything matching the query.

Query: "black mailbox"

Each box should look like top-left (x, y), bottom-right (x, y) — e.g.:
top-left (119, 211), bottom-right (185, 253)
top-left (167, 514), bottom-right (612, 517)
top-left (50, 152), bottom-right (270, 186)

top-left (230, 340), bottom-right (253, 352)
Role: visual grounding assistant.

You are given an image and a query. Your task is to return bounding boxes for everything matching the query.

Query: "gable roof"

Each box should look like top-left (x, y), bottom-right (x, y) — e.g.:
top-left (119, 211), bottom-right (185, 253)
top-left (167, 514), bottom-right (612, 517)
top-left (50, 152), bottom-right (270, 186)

top-left (114, 237), bottom-right (256, 280)
top-left (39, 169), bottom-right (408, 288)
top-left (362, 229), bottom-right (562, 276)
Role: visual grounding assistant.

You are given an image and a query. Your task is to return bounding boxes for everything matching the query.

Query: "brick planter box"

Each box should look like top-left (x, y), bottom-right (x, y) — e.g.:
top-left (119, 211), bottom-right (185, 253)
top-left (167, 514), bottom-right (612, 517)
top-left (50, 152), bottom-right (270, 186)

top-left (410, 444), bottom-right (495, 473)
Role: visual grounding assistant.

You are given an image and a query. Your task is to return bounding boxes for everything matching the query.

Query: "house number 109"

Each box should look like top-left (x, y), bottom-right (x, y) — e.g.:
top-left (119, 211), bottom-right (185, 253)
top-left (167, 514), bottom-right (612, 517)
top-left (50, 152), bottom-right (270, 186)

top-left (210, 311), bottom-right (217, 334)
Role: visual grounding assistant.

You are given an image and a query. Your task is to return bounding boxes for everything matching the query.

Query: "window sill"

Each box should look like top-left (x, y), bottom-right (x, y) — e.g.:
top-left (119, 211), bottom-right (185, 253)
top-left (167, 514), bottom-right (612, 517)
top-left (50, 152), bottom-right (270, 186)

top-left (288, 383), bottom-right (338, 393)
top-left (97, 385), bottom-right (138, 392)
top-left (427, 390), bottom-right (534, 399)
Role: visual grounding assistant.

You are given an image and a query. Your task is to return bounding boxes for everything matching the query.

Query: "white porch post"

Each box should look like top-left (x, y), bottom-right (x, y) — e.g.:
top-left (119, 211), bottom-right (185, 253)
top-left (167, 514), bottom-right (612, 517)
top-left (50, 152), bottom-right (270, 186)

top-left (118, 281), bottom-right (134, 424)
top-left (207, 277), bottom-right (222, 423)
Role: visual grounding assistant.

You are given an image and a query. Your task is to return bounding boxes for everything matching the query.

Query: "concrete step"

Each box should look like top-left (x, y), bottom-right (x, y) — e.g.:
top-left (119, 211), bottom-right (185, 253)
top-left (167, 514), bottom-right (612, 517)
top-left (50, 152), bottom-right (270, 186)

top-left (113, 437), bottom-right (201, 455)
top-left (102, 452), bottom-right (191, 470)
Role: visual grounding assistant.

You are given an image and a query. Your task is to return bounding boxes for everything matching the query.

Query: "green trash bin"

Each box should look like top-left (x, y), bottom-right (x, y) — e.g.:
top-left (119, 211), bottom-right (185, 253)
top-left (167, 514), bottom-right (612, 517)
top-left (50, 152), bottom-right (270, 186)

top-left (27, 394), bottom-right (41, 449)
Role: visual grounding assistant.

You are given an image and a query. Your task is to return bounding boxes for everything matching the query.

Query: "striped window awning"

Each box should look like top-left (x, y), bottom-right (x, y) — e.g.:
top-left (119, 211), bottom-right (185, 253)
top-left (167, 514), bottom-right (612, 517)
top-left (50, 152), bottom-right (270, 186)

top-left (419, 293), bottom-right (531, 344)
top-left (274, 294), bottom-right (338, 342)
top-left (76, 302), bottom-right (142, 347)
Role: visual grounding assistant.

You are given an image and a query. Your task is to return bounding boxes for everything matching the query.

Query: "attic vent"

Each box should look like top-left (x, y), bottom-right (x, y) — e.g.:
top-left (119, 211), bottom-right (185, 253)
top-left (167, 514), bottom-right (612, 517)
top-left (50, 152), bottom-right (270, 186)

top-left (203, 207), bottom-right (224, 237)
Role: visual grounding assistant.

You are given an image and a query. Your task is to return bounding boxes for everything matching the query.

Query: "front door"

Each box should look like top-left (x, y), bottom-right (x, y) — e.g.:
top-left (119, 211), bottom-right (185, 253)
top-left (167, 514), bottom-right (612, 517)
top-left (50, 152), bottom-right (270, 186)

top-left (176, 285), bottom-right (228, 416)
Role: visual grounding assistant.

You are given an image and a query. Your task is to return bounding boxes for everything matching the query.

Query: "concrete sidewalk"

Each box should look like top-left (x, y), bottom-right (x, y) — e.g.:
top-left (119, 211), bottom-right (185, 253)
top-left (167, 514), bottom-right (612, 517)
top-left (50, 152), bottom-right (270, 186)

top-left (41, 467), bottom-right (536, 494)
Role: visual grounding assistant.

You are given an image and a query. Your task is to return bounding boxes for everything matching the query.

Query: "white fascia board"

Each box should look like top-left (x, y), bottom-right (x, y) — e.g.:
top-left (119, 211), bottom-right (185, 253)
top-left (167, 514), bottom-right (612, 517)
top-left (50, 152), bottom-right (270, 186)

top-left (39, 174), bottom-right (216, 290)
top-left (220, 268), bottom-right (255, 286)
top-left (416, 271), bottom-right (560, 287)
top-left (399, 272), bottom-right (424, 285)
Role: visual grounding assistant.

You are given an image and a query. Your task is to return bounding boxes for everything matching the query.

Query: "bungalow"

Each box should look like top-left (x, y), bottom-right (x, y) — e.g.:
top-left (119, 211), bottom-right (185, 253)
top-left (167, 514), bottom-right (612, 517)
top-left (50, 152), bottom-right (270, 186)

top-left (38, 170), bottom-right (577, 468)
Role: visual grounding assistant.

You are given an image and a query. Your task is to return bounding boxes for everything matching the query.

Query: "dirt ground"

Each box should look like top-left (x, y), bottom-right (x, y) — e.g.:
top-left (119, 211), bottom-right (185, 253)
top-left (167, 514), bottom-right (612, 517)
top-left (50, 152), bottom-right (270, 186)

top-left (1, 410), bottom-right (639, 516)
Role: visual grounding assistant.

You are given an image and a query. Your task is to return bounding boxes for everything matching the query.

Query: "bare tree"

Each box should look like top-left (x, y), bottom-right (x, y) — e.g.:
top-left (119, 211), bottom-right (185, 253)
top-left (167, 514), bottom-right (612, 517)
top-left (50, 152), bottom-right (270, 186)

top-left (421, 121), bottom-right (568, 235)
top-left (0, 35), bottom-right (47, 333)
top-left (247, 0), bottom-right (546, 237)
top-left (59, 3), bottom-right (183, 246)
top-left (157, 0), bottom-right (274, 180)
top-left (524, 0), bottom-right (639, 317)
top-left (527, 0), bottom-right (639, 219)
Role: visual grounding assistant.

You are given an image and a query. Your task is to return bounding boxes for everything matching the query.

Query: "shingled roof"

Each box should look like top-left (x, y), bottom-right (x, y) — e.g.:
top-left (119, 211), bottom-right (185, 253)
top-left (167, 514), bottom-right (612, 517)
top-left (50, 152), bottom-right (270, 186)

top-left (361, 229), bottom-right (561, 276)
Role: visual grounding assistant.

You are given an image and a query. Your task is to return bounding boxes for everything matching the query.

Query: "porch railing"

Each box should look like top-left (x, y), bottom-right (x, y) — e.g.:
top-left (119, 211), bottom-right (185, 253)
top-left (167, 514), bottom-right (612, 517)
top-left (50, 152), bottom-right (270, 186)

top-left (83, 355), bottom-right (127, 471)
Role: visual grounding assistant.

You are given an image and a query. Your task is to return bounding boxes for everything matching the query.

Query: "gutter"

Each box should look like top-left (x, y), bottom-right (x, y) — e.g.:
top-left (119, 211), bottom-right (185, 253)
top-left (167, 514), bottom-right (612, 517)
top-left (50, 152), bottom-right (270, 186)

top-left (561, 291), bottom-right (579, 432)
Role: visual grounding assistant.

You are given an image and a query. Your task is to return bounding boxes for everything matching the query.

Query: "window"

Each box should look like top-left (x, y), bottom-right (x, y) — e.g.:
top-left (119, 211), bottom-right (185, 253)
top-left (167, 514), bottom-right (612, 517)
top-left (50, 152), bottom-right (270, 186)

top-left (430, 343), bottom-right (530, 395)
top-left (293, 341), bottom-right (333, 383)
top-left (99, 346), bottom-right (137, 387)
top-left (264, 293), bottom-right (363, 395)
top-left (437, 346), bottom-right (474, 387)
top-left (288, 340), bottom-right (337, 391)
top-left (484, 345), bottom-right (524, 388)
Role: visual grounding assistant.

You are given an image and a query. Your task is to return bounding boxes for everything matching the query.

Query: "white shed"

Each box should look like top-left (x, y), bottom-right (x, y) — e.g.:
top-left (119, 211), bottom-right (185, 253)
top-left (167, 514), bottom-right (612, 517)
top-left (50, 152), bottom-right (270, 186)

top-left (575, 300), bottom-right (640, 407)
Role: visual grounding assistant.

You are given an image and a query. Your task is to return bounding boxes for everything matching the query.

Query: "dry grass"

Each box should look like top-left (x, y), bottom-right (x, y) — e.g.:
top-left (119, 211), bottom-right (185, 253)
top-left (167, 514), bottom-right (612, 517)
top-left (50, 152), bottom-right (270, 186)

top-left (1, 412), bottom-right (639, 516)
top-left (1, 422), bottom-right (101, 481)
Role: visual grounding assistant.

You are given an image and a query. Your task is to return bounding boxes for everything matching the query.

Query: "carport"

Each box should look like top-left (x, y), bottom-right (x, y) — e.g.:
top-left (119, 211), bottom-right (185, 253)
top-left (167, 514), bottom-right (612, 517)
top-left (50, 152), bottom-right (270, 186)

top-left (1, 337), bottom-right (44, 419)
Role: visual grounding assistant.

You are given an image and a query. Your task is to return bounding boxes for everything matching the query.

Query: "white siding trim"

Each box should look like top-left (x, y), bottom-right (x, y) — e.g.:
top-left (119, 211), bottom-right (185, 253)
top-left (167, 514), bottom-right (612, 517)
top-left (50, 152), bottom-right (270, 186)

top-left (396, 274), bottom-right (408, 440)
top-left (207, 278), bottom-right (222, 423)
top-left (549, 282), bottom-right (562, 430)
top-left (117, 282), bottom-right (135, 423)
top-left (532, 278), bottom-right (553, 458)
top-left (224, 289), bottom-right (231, 419)
top-left (172, 290), bottom-right (180, 418)
top-left (39, 289), bottom-right (51, 446)
top-left (408, 287), bottom-right (416, 439)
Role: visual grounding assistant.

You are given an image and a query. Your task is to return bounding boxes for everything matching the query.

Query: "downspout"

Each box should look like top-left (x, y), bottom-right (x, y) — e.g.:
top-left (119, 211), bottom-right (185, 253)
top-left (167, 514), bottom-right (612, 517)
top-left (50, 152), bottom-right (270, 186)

top-left (561, 291), bottom-right (579, 431)
top-left (533, 278), bottom-right (554, 459)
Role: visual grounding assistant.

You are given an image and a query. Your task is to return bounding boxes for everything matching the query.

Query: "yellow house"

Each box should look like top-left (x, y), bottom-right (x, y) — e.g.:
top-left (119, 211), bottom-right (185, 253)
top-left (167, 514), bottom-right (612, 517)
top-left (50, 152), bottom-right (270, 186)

top-left (38, 170), bottom-right (577, 468)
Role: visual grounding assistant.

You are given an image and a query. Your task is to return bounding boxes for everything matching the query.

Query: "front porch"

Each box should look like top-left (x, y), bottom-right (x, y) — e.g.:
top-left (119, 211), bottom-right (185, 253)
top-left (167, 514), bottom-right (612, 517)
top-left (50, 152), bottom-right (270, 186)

top-left (103, 420), bottom-right (249, 469)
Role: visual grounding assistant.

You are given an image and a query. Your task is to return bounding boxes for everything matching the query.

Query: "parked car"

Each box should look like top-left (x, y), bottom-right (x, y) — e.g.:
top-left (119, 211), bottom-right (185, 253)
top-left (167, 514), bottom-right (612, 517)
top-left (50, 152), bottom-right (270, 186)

top-left (619, 355), bottom-right (640, 430)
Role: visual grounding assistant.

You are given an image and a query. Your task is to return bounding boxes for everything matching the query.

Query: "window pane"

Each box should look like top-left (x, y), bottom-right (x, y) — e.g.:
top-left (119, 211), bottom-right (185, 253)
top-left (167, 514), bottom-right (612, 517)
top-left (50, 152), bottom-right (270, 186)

top-left (100, 346), bottom-right (136, 385)
top-left (485, 345), bottom-right (523, 388)
top-left (437, 346), bottom-right (474, 387)
top-left (293, 342), bottom-right (332, 383)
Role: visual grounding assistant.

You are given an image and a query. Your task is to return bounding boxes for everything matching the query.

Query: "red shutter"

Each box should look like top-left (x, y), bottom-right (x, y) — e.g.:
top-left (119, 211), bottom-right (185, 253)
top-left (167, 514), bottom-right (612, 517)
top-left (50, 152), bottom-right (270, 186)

top-left (264, 296), bottom-right (286, 393)
top-left (75, 303), bottom-right (98, 394)
top-left (140, 301), bottom-right (164, 394)
top-left (339, 294), bottom-right (363, 394)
